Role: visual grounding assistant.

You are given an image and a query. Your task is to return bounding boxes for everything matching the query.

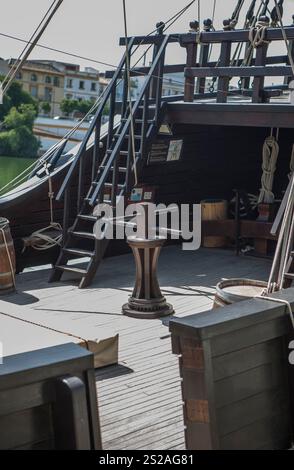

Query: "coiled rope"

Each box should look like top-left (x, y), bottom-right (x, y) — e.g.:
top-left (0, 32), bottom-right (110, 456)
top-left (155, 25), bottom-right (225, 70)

top-left (249, 19), bottom-right (270, 48)
top-left (22, 163), bottom-right (62, 252)
top-left (258, 132), bottom-right (279, 204)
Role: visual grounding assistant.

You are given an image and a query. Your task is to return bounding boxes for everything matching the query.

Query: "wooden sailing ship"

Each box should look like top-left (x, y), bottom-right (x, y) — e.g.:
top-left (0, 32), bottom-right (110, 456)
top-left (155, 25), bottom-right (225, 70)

top-left (1, 0), bottom-right (294, 451)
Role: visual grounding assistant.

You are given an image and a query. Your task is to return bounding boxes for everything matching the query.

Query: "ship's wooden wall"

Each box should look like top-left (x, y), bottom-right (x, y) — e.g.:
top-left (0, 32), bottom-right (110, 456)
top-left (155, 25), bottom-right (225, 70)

top-left (142, 124), bottom-right (293, 205)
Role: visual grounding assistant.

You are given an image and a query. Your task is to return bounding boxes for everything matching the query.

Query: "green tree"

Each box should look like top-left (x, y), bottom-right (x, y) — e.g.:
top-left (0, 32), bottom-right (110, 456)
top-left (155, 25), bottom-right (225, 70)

top-left (0, 77), bottom-right (38, 120)
top-left (76, 100), bottom-right (93, 115)
top-left (41, 101), bottom-right (51, 116)
top-left (60, 98), bottom-right (78, 116)
top-left (0, 104), bottom-right (40, 158)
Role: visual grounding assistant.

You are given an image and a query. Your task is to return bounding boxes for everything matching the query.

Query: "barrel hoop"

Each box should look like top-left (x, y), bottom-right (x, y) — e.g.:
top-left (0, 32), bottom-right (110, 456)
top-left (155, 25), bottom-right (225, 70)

top-left (0, 272), bottom-right (14, 278)
top-left (0, 282), bottom-right (14, 289)
top-left (0, 241), bottom-right (14, 250)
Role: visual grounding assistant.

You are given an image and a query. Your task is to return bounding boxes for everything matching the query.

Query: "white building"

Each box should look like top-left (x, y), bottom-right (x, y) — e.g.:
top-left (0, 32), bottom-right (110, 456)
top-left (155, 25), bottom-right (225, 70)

top-left (30, 60), bottom-right (109, 104)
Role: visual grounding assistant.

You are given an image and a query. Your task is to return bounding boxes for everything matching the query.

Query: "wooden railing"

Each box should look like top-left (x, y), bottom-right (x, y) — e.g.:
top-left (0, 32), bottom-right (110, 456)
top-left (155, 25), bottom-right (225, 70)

top-left (179, 26), bottom-right (294, 103)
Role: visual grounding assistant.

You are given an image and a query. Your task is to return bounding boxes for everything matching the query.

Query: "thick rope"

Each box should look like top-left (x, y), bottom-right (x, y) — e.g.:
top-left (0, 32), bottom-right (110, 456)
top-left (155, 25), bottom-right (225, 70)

top-left (249, 20), bottom-right (270, 48)
top-left (0, 221), bottom-right (15, 288)
top-left (258, 134), bottom-right (279, 204)
top-left (22, 163), bottom-right (62, 252)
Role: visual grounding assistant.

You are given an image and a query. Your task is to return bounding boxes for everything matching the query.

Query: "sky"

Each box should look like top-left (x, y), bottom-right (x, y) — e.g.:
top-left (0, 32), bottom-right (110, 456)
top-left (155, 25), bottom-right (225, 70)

top-left (0, 1), bottom-right (294, 72)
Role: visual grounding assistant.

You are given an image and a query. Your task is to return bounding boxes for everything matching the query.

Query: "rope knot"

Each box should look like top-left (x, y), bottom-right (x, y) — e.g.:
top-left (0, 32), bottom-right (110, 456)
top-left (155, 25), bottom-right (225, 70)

top-left (249, 19), bottom-right (271, 48)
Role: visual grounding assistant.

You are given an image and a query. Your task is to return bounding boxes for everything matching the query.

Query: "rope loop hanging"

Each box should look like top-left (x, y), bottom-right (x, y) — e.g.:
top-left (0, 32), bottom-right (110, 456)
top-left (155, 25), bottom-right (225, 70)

top-left (249, 18), bottom-right (271, 48)
top-left (258, 133), bottom-right (280, 204)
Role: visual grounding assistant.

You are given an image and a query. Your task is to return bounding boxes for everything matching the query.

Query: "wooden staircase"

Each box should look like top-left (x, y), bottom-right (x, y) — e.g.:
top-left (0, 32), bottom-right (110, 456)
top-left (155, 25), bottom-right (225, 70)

top-left (49, 35), bottom-right (169, 288)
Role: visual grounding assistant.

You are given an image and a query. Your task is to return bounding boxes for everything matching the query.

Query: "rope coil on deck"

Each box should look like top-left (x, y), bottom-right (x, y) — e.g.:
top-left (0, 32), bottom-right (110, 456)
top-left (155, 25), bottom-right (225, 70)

top-left (258, 134), bottom-right (279, 204)
top-left (249, 20), bottom-right (271, 48)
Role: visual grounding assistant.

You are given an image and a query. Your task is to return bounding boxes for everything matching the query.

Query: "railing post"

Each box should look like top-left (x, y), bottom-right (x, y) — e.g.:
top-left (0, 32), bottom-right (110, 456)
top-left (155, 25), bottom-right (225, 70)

top-left (77, 154), bottom-right (85, 212)
top-left (217, 41), bottom-right (232, 103)
top-left (107, 84), bottom-right (116, 150)
top-left (92, 116), bottom-right (101, 180)
top-left (154, 50), bottom-right (166, 125)
top-left (62, 187), bottom-right (70, 247)
top-left (252, 43), bottom-right (269, 103)
top-left (196, 19), bottom-right (212, 94)
top-left (184, 42), bottom-right (198, 102)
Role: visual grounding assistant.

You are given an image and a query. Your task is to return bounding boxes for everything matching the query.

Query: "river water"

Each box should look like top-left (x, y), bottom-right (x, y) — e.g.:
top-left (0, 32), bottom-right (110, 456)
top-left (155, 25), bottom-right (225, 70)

top-left (0, 156), bottom-right (35, 193)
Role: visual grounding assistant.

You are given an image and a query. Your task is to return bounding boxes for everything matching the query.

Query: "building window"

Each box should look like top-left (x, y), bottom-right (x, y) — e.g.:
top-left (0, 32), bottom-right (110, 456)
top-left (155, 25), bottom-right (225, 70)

top-left (31, 73), bottom-right (37, 82)
top-left (79, 81), bottom-right (85, 90)
top-left (30, 86), bottom-right (38, 98)
top-left (91, 82), bottom-right (97, 92)
top-left (53, 77), bottom-right (60, 87)
top-left (16, 71), bottom-right (22, 79)
top-left (67, 78), bottom-right (73, 88)
top-left (90, 96), bottom-right (96, 102)
top-left (44, 87), bottom-right (52, 102)
top-left (66, 94), bottom-right (73, 99)
top-left (45, 75), bottom-right (51, 84)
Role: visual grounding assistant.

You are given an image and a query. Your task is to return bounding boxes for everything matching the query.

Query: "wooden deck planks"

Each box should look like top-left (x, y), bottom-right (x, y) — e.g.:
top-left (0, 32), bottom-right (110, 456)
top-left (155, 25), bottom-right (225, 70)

top-left (0, 246), bottom-right (271, 450)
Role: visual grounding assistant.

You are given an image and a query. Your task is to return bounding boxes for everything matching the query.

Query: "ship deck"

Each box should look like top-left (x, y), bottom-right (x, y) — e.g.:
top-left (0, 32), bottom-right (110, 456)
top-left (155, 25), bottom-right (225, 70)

top-left (0, 246), bottom-right (271, 450)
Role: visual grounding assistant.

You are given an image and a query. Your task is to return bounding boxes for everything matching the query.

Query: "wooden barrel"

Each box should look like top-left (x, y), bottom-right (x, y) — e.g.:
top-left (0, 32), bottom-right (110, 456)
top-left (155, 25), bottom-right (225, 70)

top-left (201, 199), bottom-right (227, 248)
top-left (214, 278), bottom-right (267, 308)
top-left (0, 218), bottom-right (16, 295)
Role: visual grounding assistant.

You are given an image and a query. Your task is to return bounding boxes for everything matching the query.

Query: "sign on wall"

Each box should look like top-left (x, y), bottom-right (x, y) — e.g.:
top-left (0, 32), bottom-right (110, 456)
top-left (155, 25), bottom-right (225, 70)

top-left (148, 139), bottom-right (183, 165)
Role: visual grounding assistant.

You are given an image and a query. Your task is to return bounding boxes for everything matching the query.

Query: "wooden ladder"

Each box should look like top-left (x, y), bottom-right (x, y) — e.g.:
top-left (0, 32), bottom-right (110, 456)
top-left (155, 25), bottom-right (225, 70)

top-left (49, 35), bottom-right (169, 288)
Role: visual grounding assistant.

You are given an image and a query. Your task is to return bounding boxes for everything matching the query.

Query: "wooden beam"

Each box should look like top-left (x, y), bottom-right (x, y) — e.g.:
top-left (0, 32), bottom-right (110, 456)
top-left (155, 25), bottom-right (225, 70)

top-left (180, 27), bottom-right (294, 45)
top-left (165, 103), bottom-right (294, 129)
top-left (185, 66), bottom-right (294, 78)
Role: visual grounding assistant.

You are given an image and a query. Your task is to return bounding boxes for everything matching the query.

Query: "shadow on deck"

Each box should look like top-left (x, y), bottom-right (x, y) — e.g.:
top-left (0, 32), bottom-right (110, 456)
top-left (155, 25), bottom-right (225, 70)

top-left (0, 246), bottom-right (271, 450)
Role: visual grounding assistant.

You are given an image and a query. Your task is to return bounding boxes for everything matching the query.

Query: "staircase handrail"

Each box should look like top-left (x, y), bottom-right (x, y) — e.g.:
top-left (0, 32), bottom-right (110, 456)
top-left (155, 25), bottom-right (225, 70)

top-left (89, 35), bottom-right (170, 206)
top-left (56, 37), bottom-right (136, 202)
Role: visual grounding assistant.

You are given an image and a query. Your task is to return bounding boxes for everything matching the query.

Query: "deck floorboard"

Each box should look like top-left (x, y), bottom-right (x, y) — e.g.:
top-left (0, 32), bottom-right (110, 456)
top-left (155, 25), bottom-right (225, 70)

top-left (0, 246), bottom-right (271, 450)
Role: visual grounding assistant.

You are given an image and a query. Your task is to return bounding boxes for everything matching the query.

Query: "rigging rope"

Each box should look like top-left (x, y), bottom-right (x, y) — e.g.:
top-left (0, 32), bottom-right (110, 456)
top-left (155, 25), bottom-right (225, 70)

top-left (1, 0), bottom-right (63, 97)
top-left (258, 131), bottom-right (280, 204)
top-left (122, 0), bottom-right (138, 186)
top-left (22, 162), bottom-right (62, 251)
top-left (249, 18), bottom-right (270, 48)
top-left (273, 0), bottom-right (294, 76)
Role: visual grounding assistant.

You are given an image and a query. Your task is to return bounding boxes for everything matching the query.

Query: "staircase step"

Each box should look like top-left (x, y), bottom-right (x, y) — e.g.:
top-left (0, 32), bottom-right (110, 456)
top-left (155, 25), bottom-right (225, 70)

top-left (104, 182), bottom-right (124, 189)
top-left (100, 166), bottom-right (127, 173)
top-left (84, 197), bottom-right (112, 205)
top-left (70, 230), bottom-right (96, 240)
top-left (284, 273), bottom-right (294, 280)
top-left (78, 214), bottom-right (97, 222)
top-left (121, 118), bottom-right (154, 124)
top-left (55, 265), bottom-right (87, 275)
top-left (120, 150), bottom-right (140, 157)
top-left (63, 248), bottom-right (94, 257)
top-left (114, 133), bottom-right (141, 140)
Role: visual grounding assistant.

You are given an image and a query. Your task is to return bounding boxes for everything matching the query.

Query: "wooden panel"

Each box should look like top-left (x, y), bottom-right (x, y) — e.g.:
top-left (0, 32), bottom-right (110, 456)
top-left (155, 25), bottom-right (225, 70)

top-left (0, 404), bottom-right (54, 450)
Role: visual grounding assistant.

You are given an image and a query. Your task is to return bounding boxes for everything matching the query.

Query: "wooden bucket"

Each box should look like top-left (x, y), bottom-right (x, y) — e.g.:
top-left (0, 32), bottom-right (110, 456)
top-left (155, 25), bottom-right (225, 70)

top-left (201, 199), bottom-right (227, 248)
top-left (0, 218), bottom-right (16, 295)
top-left (214, 278), bottom-right (267, 308)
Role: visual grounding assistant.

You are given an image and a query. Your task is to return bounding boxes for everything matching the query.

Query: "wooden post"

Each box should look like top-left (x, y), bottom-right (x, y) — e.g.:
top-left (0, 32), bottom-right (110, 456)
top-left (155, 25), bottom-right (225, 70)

top-left (184, 43), bottom-right (198, 102)
top-left (252, 44), bottom-right (269, 103)
top-left (217, 41), bottom-right (232, 103)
